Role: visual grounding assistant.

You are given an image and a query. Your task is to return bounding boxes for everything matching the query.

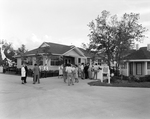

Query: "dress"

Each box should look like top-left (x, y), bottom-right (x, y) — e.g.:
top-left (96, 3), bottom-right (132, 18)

top-left (97, 66), bottom-right (103, 82)
top-left (59, 66), bottom-right (63, 75)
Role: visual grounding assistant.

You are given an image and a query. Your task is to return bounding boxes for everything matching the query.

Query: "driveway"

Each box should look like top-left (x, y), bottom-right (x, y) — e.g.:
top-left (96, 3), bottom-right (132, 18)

top-left (0, 73), bottom-right (150, 119)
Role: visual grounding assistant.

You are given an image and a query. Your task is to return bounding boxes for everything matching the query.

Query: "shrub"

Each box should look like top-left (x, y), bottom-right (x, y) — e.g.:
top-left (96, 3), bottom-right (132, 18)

top-left (128, 75), bottom-right (139, 82)
top-left (110, 76), bottom-right (121, 83)
top-left (139, 75), bottom-right (150, 82)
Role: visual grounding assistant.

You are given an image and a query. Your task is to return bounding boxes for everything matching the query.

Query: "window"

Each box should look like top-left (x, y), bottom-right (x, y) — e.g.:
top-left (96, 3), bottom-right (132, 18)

top-left (50, 55), bottom-right (60, 66)
top-left (39, 60), bottom-right (43, 65)
top-left (27, 57), bottom-right (33, 65)
top-left (87, 58), bottom-right (90, 64)
top-left (78, 58), bottom-right (81, 64)
top-left (147, 62), bottom-right (150, 69)
top-left (121, 62), bottom-right (127, 69)
top-left (51, 59), bottom-right (60, 66)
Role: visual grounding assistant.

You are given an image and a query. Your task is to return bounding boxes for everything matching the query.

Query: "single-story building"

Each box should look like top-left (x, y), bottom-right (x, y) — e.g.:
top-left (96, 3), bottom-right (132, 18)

top-left (14, 42), bottom-right (95, 70)
top-left (121, 45), bottom-right (150, 77)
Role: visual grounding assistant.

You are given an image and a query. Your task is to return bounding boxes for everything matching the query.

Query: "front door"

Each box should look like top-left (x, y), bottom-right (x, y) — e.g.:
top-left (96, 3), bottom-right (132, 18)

top-left (136, 62), bottom-right (142, 75)
top-left (64, 56), bottom-right (75, 65)
top-left (129, 62), bottom-right (133, 75)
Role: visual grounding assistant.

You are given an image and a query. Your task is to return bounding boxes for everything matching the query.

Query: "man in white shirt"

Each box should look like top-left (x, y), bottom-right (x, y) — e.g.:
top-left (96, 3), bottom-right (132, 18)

top-left (66, 64), bottom-right (74, 86)
top-left (93, 63), bottom-right (99, 80)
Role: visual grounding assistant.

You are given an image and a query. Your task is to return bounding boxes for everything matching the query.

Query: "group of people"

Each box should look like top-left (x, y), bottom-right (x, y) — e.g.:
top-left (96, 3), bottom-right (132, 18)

top-left (21, 63), bottom-right (49, 84)
top-left (58, 62), bottom-right (103, 86)
top-left (21, 62), bottom-right (103, 85)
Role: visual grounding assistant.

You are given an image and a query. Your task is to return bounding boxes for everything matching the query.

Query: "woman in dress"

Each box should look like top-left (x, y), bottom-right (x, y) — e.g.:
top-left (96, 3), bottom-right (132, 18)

top-left (21, 63), bottom-right (26, 84)
top-left (58, 64), bottom-right (63, 78)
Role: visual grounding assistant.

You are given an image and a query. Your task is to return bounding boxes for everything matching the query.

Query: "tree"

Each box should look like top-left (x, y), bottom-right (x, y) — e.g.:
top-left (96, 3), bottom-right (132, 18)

top-left (88, 10), bottom-right (147, 69)
top-left (16, 44), bottom-right (28, 63)
top-left (114, 13), bottom-right (147, 69)
top-left (35, 46), bottom-right (52, 65)
top-left (0, 40), bottom-right (16, 66)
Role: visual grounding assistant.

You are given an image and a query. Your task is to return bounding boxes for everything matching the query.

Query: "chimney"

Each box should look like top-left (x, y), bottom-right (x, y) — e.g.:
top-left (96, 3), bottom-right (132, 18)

top-left (136, 44), bottom-right (139, 50)
top-left (147, 44), bottom-right (150, 51)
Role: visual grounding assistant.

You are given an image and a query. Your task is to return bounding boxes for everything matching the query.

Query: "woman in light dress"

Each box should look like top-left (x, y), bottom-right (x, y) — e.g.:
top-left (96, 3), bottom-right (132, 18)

top-left (58, 64), bottom-right (63, 78)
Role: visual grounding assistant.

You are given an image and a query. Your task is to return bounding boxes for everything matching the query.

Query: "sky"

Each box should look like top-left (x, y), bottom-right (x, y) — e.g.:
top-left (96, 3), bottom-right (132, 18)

top-left (0, 0), bottom-right (150, 50)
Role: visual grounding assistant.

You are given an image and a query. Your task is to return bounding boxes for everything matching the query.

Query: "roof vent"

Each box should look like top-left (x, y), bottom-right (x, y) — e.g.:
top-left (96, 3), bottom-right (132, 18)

top-left (147, 44), bottom-right (150, 51)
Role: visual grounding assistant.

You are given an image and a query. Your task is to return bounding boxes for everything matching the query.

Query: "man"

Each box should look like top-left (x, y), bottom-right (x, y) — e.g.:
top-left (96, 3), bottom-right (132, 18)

top-left (24, 63), bottom-right (28, 83)
top-left (84, 63), bottom-right (89, 79)
top-left (33, 64), bottom-right (40, 84)
top-left (21, 63), bottom-right (26, 84)
top-left (66, 63), bottom-right (74, 86)
top-left (93, 63), bottom-right (99, 80)
top-left (39, 64), bottom-right (43, 78)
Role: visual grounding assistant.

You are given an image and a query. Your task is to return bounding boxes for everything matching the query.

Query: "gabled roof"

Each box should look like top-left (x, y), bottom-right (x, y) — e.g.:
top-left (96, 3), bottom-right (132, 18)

top-left (15, 42), bottom-right (92, 58)
top-left (124, 47), bottom-right (150, 60)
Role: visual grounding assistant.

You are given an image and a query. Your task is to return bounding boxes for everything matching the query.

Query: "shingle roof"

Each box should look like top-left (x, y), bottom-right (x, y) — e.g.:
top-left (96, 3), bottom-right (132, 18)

top-left (24, 42), bottom-right (73, 55)
top-left (23, 42), bottom-right (92, 57)
top-left (124, 47), bottom-right (150, 60)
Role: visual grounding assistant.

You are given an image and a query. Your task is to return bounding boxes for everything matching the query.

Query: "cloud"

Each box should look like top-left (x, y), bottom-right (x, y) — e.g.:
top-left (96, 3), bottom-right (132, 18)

top-left (8, 34), bottom-right (53, 50)
top-left (25, 34), bottom-right (54, 50)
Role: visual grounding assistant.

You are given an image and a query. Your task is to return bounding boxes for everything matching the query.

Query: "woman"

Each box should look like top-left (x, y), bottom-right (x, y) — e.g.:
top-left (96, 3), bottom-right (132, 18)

top-left (21, 63), bottom-right (26, 84)
top-left (74, 64), bottom-right (79, 83)
top-left (58, 64), bottom-right (63, 78)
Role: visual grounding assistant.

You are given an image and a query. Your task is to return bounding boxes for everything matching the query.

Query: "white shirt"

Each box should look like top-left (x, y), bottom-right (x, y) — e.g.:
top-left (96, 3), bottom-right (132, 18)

top-left (81, 65), bottom-right (84, 71)
top-left (21, 67), bottom-right (26, 77)
top-left (66, 66), bottom-right (73, 73)
top-left (44, 65), bottom-right (48, 71)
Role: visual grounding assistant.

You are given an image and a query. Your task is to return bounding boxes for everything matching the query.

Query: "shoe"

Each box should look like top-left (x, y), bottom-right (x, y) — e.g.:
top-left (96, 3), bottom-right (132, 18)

top-left (22, 82), bottom-right (24, 84)
top-left (33, 83), bottom-right (35, 84)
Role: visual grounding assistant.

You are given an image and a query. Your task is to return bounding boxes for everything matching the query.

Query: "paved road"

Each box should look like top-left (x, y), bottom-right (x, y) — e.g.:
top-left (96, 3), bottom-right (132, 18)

top-left (0, 73), bottom-right (150, 119)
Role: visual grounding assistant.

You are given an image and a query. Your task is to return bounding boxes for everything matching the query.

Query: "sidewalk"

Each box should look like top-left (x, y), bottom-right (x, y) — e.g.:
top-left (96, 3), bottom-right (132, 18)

top-left (0, 73), bottom-right (150, 119)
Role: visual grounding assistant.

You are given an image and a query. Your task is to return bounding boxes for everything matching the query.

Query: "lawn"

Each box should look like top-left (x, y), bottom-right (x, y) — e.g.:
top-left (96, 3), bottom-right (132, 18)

top-left (88, 80), bottom-right (150, 88)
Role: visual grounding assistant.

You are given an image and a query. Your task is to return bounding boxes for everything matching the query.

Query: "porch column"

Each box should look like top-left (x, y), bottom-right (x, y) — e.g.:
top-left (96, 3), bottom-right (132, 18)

top-left (126, 62), bottom-right (129, 76)
top-left (145, 62), bottom-right (147, 75)
top-left (75, 57), bottom-right (78, 64)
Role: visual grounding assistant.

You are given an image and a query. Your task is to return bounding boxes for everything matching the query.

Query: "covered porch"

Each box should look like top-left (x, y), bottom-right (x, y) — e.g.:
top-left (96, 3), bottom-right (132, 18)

top-left (121, 60), bottom-right (150, 76)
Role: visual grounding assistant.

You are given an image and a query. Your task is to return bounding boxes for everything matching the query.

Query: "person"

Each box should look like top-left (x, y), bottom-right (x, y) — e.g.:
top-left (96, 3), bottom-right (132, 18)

top-left (33, 64), bottom-right (40, 84)
top-left (39, 64), bottom-right (43, 78)
top-left (74, 64), bottom-right (79, 83)
top-left (91, 64), bottom-right (94, 79)
top-left (88, 64), bottom-right (92, 79)
top-left (66, 63), bottom-right (74, 86)
top-left (93, 63), bottom-right (99, 80)
top-left (21, 63), bottom-right (26, 84)
top-left (63, 64), bottom-right (67, 83)
top-left (97, 64), bottom-right (102, 81)
top-left (43, 64), bottom-right (48, 78)
top-left (78, 63), bottom-right (82, 78)
top-left (71, 64), bottom-right (75, 83)
top-left (58, 64), bottom-right (63, 78)
top-left (84, 63), bottom-right (89, 79)
top-left (80, 63), bottom-right (84, 79)
top-left (24, 63), bottom-right (28, 83)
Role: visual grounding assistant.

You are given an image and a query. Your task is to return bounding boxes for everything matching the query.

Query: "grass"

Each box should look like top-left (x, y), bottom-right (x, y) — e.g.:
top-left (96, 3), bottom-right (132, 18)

top-left (88, 80), bottom-right (150, 88)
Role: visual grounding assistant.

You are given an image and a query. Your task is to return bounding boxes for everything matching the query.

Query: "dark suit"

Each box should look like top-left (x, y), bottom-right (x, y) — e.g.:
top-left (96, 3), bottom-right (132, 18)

top-left (33, 65), bottom-right (40, 84)
top-left (24, 66), bottom-right (28, 83)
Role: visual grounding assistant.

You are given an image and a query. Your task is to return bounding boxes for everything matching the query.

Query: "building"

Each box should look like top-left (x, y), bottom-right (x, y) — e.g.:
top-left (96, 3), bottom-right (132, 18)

top-left (121, 45), bottom-right (150, 77)
top-left (14, 42), bottom-right (93, 70)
